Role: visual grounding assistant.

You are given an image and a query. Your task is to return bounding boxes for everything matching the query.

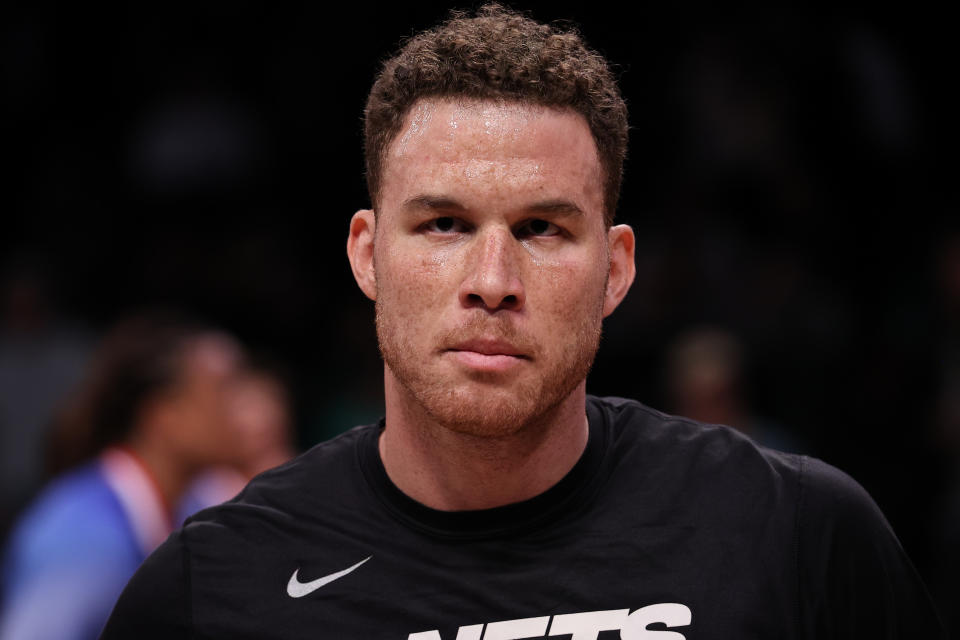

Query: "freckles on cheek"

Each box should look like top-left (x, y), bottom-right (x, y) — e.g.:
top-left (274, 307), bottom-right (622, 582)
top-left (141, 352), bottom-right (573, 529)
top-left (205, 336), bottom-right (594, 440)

top-left (529, 257), bottom-right (607, 312)
top-left (534, 254), bottom-right (600, 287)
top-left (379, 252), bottom-right (451, 316)
top-left (411, 243), bottom-right (456, 280)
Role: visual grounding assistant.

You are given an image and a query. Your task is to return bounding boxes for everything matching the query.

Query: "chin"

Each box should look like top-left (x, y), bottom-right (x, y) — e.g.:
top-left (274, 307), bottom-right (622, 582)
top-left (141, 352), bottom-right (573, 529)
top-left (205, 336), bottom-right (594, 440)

top-left (421, 386), bottom-right (553, 439)
top-left (377, 304), bottom-right (604, 439)
top-left (386, 351), bottom-right (595, 440)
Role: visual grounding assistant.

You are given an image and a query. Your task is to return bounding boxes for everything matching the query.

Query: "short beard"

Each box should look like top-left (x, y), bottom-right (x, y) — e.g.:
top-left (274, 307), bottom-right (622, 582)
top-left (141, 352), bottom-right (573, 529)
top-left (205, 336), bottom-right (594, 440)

top-left (376, 297), bottom-right (604, 440)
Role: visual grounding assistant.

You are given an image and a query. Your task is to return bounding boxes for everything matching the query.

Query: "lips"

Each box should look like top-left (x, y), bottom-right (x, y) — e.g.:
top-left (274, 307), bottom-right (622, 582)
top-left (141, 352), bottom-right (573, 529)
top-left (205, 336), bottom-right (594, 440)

top-left (446, 338), bottom-right (530, 372)
top-left (447, 338), bottom-right (528, 358)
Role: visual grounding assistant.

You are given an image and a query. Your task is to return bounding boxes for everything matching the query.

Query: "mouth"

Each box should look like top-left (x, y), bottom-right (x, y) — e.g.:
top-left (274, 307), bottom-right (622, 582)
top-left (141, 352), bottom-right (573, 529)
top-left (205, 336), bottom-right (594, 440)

top-left (445, 339), bottom-right (530, 372)
top-left (448, 338), bottom-right (528, 358)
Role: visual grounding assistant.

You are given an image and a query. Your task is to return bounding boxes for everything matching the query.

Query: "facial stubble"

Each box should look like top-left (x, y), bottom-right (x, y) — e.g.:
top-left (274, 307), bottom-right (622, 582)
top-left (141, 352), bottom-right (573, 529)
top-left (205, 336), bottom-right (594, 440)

top-left (375, 272), bottom-right (608, 440)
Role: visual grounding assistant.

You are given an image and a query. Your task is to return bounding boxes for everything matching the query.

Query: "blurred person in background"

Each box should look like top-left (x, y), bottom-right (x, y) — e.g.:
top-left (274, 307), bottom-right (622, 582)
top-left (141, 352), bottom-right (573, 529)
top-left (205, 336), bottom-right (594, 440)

top-left (177, 361), bottom-right (297, 522)
top-left (0, 311), bottom-right (249, 640)
top-left (667, 326), bottom-right (805, 452)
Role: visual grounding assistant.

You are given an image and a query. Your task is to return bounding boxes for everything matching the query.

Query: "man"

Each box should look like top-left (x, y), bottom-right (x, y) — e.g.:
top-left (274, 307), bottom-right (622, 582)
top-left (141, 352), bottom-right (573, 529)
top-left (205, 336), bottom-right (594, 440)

top-left (102, 6), bottom-right (943, 638)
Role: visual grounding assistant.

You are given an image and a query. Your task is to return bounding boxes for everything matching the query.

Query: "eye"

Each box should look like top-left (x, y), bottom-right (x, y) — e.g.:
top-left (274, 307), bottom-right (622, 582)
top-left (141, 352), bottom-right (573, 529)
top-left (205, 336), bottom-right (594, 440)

top-left (516, 218), bottom-right (561, 238)
top-left (423, 217), bottom-right (468, 234)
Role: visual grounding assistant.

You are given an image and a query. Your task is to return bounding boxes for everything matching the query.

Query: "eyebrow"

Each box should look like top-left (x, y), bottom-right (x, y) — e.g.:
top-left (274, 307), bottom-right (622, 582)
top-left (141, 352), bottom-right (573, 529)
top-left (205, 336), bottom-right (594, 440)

top-left (526, 199), bottom-right (583, 216)
top-left (402, 194), bottom-right (583, 217)
top-left (402, 195), bottom-right (466, 211)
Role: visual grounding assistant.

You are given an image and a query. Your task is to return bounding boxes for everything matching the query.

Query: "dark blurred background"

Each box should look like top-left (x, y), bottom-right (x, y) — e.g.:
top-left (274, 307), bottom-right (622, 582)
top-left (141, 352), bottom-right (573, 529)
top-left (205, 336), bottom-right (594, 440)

top-left (3, 0), bottom-right (958, 628)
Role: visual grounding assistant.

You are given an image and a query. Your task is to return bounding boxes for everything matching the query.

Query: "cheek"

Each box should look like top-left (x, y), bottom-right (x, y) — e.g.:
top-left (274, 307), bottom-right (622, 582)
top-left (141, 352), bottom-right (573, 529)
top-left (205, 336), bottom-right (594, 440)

top-left (529, 254), bottom-right (607, 315)
top-left (376, 244), bottom-right (457, 316)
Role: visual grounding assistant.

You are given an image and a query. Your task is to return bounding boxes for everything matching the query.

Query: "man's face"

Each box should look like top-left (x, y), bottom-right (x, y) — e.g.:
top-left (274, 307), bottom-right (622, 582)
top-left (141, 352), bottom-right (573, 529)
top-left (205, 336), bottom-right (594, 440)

top-left (161, 334), bottom-right (247, 468)
top-left (349, 98), bottom-right (634, 436)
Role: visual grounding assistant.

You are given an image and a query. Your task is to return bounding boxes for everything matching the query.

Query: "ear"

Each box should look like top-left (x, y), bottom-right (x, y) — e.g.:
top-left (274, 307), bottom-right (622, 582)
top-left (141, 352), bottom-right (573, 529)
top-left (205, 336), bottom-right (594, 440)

top-left (347, 209), bottom-right (377, 301)
top-left (602, 224), bottom-right (636, 318)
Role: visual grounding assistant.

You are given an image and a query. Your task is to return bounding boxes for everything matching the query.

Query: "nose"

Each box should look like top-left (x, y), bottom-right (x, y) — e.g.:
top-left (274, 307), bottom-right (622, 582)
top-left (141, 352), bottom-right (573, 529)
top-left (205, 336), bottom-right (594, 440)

top-left (459, 227), bottom-right (526, 312)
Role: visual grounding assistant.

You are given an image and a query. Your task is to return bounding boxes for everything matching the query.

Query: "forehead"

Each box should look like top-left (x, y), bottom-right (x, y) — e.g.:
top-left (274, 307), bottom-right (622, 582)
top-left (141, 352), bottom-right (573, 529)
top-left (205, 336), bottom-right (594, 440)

top-left (380, 98), bottom-right (603, 214)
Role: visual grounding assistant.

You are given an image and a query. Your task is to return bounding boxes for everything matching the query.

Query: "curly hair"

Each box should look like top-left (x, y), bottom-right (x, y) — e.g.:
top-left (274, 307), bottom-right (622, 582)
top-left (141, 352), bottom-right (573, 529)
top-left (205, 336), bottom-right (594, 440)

top-left (364, 4), bottom-right (628, 225)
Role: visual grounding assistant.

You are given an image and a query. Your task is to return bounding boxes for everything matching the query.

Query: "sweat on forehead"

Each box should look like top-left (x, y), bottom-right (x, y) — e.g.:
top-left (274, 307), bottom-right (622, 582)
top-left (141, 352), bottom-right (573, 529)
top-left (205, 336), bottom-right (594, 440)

top-left (377, 98), bottom-right (605, 219)
top-left (388, 99), bottom-right (590, 157)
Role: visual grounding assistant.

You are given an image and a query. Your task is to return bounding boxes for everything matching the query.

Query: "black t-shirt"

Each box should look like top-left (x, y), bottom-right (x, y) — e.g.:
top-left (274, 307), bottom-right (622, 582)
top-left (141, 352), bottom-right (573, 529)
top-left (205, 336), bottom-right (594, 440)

top-left (101, 396), bottom-right (944, 639)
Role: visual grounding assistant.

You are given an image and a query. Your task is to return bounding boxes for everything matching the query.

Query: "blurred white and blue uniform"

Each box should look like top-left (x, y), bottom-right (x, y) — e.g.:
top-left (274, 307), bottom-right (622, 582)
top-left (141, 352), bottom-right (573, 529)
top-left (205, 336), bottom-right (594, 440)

top-left (0, 448), bottom-right (172, 640)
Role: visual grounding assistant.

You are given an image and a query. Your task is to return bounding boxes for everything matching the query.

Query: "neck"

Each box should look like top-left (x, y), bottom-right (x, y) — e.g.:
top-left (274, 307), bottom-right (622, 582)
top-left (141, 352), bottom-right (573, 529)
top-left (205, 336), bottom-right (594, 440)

top-left (124, 437), bottom-right (196, 513)
top-left (378, 369), bottom-right (590, 511)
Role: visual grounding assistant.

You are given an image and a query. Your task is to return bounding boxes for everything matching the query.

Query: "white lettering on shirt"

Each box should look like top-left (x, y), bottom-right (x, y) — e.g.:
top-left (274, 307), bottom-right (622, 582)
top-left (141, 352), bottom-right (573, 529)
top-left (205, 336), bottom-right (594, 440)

top-left (407, 604), bottom-right (692, 639)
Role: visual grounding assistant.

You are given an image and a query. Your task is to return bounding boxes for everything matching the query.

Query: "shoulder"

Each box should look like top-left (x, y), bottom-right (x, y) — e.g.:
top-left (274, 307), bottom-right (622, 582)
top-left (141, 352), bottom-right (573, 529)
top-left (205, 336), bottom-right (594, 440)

top-left (586, 395), bottom-right (810, 546)
top-left (588, 395), bottom-right (900, 521)
top-left (100, 529), bottom-right (192, 638)
top-left (589, 394), bottom-right (804, 485)
top-left (4, 462), bottom-right (139, 579)
top-left (2, 463), bottom-right (144, 640)
top-left (103, 425), bottom-right (381, 637)
top-left (254, 422), bottom-right (372, 485)
top-left (795, 456), bottom-right (888, 532)
top-left (589, 397), bottom-right (943, 633)
top-left (13, 462), bottom-right (119, 527)
top-left (178, 423), bottom-right (377, 551)
top-left (192, 423), bottom-right (373, 517)
top-left (792, 454), bottom-right (911, 569)
top-left (793, 456), bottom-right (944, 634)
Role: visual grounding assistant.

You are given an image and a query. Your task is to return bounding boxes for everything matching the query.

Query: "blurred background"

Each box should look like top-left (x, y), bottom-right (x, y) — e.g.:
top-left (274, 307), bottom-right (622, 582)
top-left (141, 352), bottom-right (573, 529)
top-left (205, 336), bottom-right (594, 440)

top-left (2, 0), bottom-right (957, 634)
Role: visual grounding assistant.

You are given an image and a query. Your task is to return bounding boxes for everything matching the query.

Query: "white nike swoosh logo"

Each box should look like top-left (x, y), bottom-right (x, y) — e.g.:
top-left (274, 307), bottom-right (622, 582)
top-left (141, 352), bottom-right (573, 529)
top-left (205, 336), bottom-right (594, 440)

top-left (286, 556), bottom-right (372, 598)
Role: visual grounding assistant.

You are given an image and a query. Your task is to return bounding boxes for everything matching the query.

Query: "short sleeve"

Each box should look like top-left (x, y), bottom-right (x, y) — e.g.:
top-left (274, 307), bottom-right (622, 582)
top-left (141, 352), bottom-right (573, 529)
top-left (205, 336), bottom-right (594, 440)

top-left (796, 456), bottom-right (945, 639)
top-left (99, 530), bottom-right (193, 639)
